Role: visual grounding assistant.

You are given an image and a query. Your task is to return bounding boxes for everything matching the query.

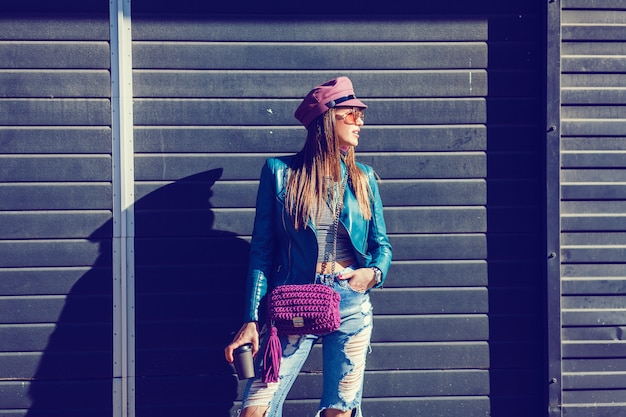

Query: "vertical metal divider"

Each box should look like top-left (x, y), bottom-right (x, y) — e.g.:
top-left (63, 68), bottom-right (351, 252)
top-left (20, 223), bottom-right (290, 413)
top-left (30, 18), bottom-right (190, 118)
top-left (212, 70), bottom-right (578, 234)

top-left (110, 0), bottom-right (136, 416)
top-left (545, 0), bottom-right (562, 416)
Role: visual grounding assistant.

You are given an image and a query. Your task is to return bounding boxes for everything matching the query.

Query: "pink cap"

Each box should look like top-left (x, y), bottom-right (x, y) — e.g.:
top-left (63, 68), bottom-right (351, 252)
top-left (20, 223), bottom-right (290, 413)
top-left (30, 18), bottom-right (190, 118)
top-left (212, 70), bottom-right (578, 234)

top-left (294, 76), bottom-right (367, 128)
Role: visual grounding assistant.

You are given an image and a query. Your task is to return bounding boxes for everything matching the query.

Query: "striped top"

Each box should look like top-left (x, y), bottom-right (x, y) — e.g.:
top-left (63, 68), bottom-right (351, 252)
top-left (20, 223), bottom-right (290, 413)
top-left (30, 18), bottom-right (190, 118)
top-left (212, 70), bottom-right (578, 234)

top-left (316, 200), bottom-right (355, 264)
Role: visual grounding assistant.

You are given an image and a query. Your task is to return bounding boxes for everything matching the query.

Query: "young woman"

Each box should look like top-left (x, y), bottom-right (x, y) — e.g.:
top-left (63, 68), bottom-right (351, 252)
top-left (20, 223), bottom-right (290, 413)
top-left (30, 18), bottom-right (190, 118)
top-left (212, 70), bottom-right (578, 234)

top-left (224, 76), bottom-right (392, 417)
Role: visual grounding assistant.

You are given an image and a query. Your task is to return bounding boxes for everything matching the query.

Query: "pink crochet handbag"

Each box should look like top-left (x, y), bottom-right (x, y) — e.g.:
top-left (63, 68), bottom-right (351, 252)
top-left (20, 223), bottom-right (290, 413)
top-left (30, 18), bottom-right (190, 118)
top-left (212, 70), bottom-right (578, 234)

top-left (262, 284), bottom-right (341, 383)
top-left (268, 283), bottom-right (341, 336)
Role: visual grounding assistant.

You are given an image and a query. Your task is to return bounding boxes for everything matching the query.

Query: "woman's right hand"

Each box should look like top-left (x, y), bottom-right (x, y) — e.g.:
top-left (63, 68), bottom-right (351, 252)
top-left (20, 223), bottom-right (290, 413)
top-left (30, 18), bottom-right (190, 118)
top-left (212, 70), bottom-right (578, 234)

top-left (224, 321), bottom-right (260, 363)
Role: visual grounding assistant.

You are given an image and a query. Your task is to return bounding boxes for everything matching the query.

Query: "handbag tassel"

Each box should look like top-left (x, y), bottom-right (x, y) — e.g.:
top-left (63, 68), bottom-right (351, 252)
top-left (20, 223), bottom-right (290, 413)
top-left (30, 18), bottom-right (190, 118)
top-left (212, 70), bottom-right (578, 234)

top-left (262, 325), bottom-right (282, 383)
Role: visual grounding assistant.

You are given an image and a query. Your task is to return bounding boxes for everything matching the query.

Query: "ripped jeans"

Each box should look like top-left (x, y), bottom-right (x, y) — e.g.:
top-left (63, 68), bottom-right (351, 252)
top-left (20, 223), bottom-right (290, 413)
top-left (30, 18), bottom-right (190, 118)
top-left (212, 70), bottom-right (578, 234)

top-left (241, 265), bottom-right (373, 417)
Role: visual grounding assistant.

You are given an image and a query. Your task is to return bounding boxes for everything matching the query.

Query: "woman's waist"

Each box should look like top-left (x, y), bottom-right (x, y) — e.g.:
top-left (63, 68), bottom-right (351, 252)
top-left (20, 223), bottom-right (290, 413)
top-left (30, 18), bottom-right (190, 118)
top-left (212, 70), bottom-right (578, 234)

top-left (316, 258), bottom-right (356, 274)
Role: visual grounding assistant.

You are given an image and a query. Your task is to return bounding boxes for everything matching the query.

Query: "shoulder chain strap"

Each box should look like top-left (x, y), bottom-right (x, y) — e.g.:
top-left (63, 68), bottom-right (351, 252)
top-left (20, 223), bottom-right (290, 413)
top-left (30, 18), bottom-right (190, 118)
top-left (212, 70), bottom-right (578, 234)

top-left (320, 174), bottom-right (348, 276)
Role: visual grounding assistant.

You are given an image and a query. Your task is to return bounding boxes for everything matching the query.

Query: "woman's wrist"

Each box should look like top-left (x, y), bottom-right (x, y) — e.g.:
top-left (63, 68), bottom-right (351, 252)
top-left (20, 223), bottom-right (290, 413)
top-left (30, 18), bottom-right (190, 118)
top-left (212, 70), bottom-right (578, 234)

top-left (370, 266), bottom-right (382, 286)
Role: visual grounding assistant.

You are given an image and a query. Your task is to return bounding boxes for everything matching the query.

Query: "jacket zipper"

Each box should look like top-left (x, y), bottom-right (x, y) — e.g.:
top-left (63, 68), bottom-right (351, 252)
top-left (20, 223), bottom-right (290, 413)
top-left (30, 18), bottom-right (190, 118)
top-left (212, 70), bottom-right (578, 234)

top-left (281, 208), bottom-right (292, 282)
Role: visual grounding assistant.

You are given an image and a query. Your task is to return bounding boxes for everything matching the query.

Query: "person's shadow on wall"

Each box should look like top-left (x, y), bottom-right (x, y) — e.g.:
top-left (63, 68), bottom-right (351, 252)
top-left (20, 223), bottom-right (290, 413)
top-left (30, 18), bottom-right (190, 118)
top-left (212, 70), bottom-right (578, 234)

top-left (25, 168), bottom-right (249, 417)
top-left (133, 168), bottom-right (250, 416)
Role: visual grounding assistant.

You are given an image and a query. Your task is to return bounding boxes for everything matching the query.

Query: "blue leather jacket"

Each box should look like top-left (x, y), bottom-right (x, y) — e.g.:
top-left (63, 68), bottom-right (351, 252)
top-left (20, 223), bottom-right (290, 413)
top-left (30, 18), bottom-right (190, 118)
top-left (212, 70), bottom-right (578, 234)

top-left (243, 156), bottom-right (393, 322)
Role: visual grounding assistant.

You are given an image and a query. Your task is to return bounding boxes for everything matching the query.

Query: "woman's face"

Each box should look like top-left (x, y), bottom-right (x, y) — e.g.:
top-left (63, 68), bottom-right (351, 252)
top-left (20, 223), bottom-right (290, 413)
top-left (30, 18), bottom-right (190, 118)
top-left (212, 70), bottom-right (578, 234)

top-left (333, 107), bottom-right (365, 149)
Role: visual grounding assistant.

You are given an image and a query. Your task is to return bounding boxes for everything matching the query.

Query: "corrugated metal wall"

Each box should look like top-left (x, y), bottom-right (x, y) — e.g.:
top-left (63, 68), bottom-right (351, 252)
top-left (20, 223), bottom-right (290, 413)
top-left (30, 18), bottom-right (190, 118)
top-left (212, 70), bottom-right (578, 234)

top-left (130, 12), bottom-right (491, 417)
top-left (0, 0), bottom-right (551, 416)
top-left (131, 1), bottom-right (545, 416)
top-left (561, 1), bottom-right (626, 416)
top-left (0, 6), bottom-right (114, 417)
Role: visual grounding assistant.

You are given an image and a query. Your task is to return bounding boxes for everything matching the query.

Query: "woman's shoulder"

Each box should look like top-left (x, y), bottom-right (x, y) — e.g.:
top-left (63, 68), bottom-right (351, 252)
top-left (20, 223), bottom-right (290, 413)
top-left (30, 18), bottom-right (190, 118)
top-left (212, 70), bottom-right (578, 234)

top-left (355, 160), bottom-right (372, 172)
top-left (261, 156), bottom-right (295, 193)
top-left (263, 155), bottom-right (296, 175)
top-left (355, 161), bottom-right (377, 179)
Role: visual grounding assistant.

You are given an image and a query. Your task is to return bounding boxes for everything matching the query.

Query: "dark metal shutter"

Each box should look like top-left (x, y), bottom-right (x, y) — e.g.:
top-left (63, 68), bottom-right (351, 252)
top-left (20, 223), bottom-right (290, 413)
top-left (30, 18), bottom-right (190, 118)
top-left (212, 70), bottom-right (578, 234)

top-left (131, 1), bottom-right (547, 416)
top-left (0, 5), bottom-right (114, 417)
top-left (561, 1), bottom-right (626, 416)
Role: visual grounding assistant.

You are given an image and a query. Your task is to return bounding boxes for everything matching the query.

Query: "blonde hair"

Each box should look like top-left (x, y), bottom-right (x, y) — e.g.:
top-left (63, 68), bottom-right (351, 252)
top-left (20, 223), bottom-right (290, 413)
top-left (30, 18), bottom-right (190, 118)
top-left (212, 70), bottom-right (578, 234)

top-left (285, 108), bottom-right (373, 230)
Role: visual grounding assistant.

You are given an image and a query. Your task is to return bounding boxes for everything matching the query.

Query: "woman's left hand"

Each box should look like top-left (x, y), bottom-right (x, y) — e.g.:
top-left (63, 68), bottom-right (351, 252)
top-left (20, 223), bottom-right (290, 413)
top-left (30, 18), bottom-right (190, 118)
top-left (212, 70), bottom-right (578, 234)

top-left (337, 268), bottom-right (377, 292)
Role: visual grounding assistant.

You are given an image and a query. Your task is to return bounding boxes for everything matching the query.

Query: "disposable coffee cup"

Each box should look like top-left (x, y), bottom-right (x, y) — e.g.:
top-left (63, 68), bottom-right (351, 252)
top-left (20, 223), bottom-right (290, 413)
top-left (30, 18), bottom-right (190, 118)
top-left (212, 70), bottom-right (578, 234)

top-left (233, 343), bottom-right (255, 380)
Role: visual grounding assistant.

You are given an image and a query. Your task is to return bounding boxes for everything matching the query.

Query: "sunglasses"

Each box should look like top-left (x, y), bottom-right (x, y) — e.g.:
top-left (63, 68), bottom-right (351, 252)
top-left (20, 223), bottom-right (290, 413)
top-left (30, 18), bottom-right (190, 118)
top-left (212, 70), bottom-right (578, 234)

top-left (335, 108), bottom-right (365, 125)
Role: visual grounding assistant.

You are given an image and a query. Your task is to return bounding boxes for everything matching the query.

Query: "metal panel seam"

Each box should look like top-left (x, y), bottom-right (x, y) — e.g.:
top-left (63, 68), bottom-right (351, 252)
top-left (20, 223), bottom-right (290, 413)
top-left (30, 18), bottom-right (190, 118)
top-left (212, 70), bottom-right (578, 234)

top-left (546, 0), bottom-right (563, 416)
top-left (110, 0), bottom-right (135, 416)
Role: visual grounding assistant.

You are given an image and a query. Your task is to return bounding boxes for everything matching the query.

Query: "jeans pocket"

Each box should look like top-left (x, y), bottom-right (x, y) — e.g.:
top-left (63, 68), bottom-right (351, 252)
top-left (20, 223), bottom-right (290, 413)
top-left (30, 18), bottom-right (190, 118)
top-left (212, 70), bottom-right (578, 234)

top-left (338, 278), bottom-right (367, 294)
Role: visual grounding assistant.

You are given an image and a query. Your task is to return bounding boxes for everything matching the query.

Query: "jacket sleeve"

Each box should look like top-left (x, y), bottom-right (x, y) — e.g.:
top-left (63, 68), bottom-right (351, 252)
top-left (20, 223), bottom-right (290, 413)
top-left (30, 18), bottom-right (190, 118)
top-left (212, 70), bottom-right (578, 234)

top-left (365, 167), bottom-right (393, 287)
top-left (243, 159), bottom-right (277, 322)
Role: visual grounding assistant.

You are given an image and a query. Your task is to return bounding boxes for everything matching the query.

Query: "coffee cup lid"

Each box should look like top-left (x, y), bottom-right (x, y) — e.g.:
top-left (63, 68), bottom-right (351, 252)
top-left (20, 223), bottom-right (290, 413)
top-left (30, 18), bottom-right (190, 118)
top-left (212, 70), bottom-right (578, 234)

top-left (234, 343), bottom-right (252, 353)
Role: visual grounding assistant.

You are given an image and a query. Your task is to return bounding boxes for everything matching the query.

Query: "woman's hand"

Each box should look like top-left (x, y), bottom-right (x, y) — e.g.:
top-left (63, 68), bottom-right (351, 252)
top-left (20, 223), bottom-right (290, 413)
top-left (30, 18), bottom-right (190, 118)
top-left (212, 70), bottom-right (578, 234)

top-left (337, 267), bottom-right (377, 292)
top-left (224, 321), bottom-right (260, 363)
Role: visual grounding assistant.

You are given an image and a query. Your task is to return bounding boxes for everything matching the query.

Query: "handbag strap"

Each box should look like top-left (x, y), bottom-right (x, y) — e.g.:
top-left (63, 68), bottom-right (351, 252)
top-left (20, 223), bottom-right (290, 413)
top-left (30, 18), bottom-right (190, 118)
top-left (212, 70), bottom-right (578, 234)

top-left (320, 174), bottom-right (347, 276)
